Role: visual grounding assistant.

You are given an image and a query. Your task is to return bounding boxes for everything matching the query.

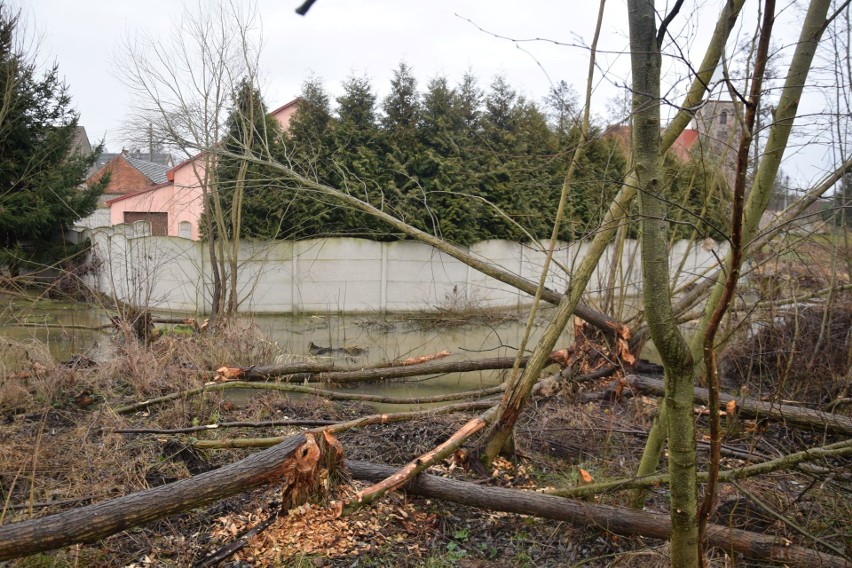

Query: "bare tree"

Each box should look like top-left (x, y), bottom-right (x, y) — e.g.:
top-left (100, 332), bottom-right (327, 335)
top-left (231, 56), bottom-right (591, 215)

top-left (117, 0), bottom-right (264, 323)
top-left (106, 1), bottom-right (852, 564)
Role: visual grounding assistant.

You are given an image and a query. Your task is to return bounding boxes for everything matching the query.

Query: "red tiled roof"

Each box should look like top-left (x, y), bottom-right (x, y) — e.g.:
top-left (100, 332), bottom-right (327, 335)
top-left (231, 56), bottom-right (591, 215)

top-left (670, 129), bottom-right (699, 160)
top-left (603, 124), bottom-right (700, 161)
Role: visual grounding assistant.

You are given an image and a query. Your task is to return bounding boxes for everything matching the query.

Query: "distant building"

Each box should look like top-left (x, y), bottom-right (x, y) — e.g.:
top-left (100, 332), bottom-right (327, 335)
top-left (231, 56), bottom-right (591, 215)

top-left (604, 99), bottom-right (742, 188)
top-left (87, 151), bottom-right (172, 207)
top-left (99, 98), bottom-right (300, 240)
top-left (93, 150), bottom-right (174, 172)
top-left (69, 126), bottom-right (93, 157)
top-left (692, 99), bottom-right (741, 188)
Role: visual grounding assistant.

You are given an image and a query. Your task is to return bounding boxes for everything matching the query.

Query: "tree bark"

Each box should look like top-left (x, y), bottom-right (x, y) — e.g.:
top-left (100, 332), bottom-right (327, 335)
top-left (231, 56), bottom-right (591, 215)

top-left (313, 355), bottom-right (533, 383)
top-left (627, 374), bottom-right (852, 435)
top-left (629, 0), bottom-right (699, 564)
top-left (0, 432), bottom-right (342, 561)
top-left (480, 0), bottom-right (612, 465)
top-left (213, 355), bottom-right (533, 383)
top-left (345, 460), bottom-right (848, 568)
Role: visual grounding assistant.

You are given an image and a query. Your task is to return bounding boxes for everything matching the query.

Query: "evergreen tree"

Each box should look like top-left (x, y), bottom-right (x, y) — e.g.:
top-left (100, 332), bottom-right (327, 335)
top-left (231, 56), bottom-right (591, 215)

top-left (381, 63), bottom-right (425, 231)
top-left (282, 75), bottom-right (339, 238)
top-left (215, 79), bottom-right (286, 240)
top-left (456, 71), bottom-right (484, 131)
top-left (286, 75), bottom-right (333, 172)
top-left (477, 75), bottom-right (531, 240)
top-left (511, 98), bottom-right (562, 239)
top-left (663, 154), bottom-right (730, 241)
top-left (332, 74), bottom-right (398, 238)
top-left (415, 76), bottom-right (478, 243)
top-left (253, 68), bottom-right (629, 245)
top-left (0, 4), bottom-right (104, 273)
top-left (545, 80), bottom-right (578, 146)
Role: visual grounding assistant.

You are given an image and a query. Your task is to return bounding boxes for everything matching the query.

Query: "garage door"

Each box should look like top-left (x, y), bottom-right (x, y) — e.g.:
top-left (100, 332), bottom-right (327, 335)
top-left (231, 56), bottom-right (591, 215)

top-left (124, 212), bottom-right (168, 236)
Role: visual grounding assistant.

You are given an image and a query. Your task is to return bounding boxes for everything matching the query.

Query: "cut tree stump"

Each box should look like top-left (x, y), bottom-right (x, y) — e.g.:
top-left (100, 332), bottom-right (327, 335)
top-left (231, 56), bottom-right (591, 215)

top-left (0, 432), bottom-right (343, 561)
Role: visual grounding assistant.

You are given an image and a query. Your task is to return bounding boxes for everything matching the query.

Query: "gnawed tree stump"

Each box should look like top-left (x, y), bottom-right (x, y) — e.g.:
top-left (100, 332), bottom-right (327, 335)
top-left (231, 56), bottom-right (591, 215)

top-left (0, 432), bottom-right (343, 561)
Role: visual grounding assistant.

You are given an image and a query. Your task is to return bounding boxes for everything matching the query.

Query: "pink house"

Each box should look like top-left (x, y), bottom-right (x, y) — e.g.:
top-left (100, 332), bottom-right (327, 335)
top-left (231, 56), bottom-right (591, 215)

top-left (269, 99), bottom-right (299, 130)
top-left (106, 98), bottom-right (299, 240)
top-left (106, 154), bottom-right (207, 239)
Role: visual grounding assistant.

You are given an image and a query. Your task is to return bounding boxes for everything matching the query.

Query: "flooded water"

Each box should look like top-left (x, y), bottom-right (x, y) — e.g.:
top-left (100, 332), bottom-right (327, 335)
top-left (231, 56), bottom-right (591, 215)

top-left (0, 301), bottom-right (113, 370)
top-left (252, 311), bottom-right (577, 404)
top-left (1, 301), bottom-right (584, 400)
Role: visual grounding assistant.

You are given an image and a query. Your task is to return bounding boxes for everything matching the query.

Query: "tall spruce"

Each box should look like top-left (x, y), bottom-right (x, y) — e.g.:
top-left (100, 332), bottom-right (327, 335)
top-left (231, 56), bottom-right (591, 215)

top-left (477, 75), bottom-right (522, 239)
top-left (333, 74), bottom-right (397, 238)
top-left (0, 4), bottom-right (104, 273)
top-left (215, 79), bottom-right (285, 240)
top-left (381, 63), bottom-right (425, 232)
top-left (416, 76), bottom-right (478, 243)
top-left (233, 69), bottom-right (631, 245)
top-left (283, 75), bottom-right (338, 238)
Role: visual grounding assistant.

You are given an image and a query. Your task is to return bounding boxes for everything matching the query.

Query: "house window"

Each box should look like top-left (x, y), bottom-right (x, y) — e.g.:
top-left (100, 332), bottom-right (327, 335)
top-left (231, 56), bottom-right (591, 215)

top-left (719, 111), bottom-right (728, 125)
top-left (179, 221), bottom-right (192, 239)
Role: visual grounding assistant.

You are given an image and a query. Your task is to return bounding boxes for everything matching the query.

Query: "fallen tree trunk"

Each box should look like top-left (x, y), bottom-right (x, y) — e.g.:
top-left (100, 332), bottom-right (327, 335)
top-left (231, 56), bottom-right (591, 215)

top-left (227, 362), bottom-right (336, 380)
top-left (115, 381), bottom-right (503, 415)
top-left (211, 356), bottom-right (533, 383)
top-left (545, 438), bottom-right (852, 499)
top-left (627, 374), bottom-right (852, 435)
top-left (348, 416), bottom-right (488, 511)
top-left (345, 460), bottom-right (848, 568)
top-left (314, 355), bottom-right (533, 383)
top-left (0, 432), bottom-right (342, 561)
top-left (192, 399), bottom-right (499, 449)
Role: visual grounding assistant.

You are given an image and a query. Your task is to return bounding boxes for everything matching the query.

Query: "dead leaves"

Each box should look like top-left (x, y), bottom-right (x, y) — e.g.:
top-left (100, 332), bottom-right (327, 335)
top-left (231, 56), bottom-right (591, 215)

top-left (215, 492), bottom-right (438, 565)
top-left (488, 457), bottom-right (536, 489)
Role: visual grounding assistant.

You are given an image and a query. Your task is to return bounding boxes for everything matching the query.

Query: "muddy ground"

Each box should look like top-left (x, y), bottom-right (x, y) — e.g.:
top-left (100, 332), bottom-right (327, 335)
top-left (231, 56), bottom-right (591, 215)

top-left (1, 233), bottom-right (851, 567)
top-left (0, 311), bottom-right (849, 568)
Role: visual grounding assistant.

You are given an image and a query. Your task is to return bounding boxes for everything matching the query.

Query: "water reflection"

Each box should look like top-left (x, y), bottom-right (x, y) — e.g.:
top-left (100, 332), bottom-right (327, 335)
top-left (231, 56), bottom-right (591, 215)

top-left (0, 303), bottom-right (111, 369)
top-left (1, 304), bottom-right (576, 401)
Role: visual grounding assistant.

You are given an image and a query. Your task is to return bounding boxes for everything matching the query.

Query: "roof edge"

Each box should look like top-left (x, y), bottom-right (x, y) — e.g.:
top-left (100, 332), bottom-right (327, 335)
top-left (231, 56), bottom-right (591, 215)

top-left (105, 181), bottom-right (173, 206)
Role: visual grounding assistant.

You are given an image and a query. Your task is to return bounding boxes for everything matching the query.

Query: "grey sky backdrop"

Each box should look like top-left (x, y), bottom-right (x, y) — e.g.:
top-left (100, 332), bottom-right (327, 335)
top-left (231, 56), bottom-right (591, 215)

top-left (23, 0), bottom-right (848, 187)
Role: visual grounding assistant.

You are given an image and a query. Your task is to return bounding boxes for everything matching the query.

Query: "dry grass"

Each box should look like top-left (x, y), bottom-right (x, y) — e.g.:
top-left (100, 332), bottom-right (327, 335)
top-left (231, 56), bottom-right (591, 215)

top-left (720, 299), bottom-right (852, 404)
top-left (1, 313), bottom-right (849, 566)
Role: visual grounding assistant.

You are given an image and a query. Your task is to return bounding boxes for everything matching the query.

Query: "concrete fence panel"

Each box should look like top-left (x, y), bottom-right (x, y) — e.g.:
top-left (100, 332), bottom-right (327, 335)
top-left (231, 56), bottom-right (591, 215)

top-left (82, 225), bottom-right (726, 315)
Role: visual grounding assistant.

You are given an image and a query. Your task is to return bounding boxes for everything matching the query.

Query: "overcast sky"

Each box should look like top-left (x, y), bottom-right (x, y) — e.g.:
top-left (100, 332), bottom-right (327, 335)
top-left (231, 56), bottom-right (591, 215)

top-left (23, 0), bottom-right (849, 186)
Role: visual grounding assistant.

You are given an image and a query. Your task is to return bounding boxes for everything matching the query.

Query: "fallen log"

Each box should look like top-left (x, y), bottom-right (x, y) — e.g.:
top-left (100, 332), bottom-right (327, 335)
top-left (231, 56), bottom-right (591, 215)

top-left (192, 399), bottom-right (499, 449)
top-left (313, 355), bottom-right (534, 384)
top-left (114, 381), bottom-right (504, 415)
top-left (114, 418), bottom-right (338, 435)
top-left (348, 416), bottom-right (488, 511)
top-left (544, 438), bottom-right (852, 499)
top-left (209, 356), bottom-right (534, 383)
top-left (151, 316), bottom-right (200, 325)
top-left (346, 460), bottom-right (848, 568)
top-left (627, 374), bottom-right (852, 435)
top-left (0, 432), bottom-right (342, 561)
top-left (219, 361), bottom-right (335, 381)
